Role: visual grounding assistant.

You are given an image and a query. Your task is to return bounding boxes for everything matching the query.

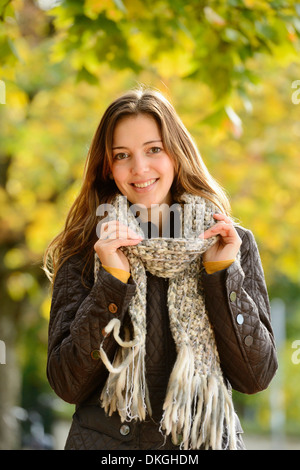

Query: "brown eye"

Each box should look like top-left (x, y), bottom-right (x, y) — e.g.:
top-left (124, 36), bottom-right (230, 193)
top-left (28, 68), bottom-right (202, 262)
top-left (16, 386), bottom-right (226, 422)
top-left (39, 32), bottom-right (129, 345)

top-left (149, 147), bottom-right (162, 154)
top-left (113, 152), bottom-right (129, 160)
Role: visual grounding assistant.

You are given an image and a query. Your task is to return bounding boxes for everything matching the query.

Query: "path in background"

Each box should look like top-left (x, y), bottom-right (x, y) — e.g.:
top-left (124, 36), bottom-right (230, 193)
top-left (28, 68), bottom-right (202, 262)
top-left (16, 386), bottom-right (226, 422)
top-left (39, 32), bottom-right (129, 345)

top-left (243, 434), bottom-right (300, 450)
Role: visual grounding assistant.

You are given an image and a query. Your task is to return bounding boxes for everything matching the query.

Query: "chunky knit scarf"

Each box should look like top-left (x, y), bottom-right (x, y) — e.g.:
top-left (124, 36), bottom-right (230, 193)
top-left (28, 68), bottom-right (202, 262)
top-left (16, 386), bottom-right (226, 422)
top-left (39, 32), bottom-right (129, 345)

top-left (94, 193), bottom-right (238, 450)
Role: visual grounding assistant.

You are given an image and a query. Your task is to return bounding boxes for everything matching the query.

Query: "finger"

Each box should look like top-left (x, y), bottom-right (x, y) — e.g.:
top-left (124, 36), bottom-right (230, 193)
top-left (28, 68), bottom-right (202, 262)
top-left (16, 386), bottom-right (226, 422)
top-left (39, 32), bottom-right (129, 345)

top-left (101, 230), bottom-right (143, 241)
top-left (199, 228), bottom-right (214, 240)
top-left (95, 234), bottom-right (142, 249)
top-left (199, 221), bottom-right (229, 240)
top-left (213, 213), bottom-right (233, 225)
top-left (209, 222), bottom-right (241, 244)
top-left (100, 220), bottom-right (122, 236)
top-left (118, 238), bottom-right (144, 246)
top-left (100, 221), bottom-right (142, 240)
top-left (99, 237), bottom-right (143, 250)
top-left (94, 237), bottom-right (142, 261)
top-left (210, 222), bottom-right (233, 237)
top-left (112, 222), bottom-right (143, 239)
top-left (107, 227), bottom-right (143, 241)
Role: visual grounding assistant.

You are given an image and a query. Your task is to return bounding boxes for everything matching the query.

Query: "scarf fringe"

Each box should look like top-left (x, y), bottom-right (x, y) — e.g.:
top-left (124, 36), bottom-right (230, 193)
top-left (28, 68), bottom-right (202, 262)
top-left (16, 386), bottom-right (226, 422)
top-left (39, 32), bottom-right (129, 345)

top-left (100, 318), bottom-right (151, 422)
top-left (100, 330), bottom-right (237, 449)
top-left (160, 345), bottom-right (237, 450)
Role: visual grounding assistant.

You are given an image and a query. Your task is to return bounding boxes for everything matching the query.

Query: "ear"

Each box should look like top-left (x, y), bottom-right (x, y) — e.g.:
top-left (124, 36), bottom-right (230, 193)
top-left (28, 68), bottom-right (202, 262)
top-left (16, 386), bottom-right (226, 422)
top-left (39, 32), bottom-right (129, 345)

top-left (109, 173), bottom-right (114, 180)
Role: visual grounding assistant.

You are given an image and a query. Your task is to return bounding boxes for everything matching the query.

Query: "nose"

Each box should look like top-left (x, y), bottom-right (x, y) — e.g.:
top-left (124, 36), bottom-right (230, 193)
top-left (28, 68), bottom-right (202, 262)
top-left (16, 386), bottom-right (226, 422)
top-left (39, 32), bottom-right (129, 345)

top-left (130, 152), bottom-right (149, 176)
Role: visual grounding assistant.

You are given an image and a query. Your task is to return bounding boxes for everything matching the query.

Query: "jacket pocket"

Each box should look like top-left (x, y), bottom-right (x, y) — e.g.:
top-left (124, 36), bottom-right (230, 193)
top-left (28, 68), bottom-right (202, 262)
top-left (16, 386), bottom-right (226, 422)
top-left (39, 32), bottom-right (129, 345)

top-left (74, 404), bottom-right (136, 443)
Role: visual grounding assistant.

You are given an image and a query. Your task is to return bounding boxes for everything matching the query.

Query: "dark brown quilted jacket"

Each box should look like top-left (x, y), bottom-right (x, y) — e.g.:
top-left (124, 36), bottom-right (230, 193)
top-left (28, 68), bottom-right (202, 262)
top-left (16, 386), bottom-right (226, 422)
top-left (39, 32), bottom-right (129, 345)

top-left (47, 226), bottom-right (278, 450)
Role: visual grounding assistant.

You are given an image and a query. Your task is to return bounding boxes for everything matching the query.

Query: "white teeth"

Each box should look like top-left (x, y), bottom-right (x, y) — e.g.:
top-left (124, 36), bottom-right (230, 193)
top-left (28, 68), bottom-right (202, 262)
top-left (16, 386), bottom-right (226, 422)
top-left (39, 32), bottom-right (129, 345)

top-left (132, 178), bottom-right (157, 188)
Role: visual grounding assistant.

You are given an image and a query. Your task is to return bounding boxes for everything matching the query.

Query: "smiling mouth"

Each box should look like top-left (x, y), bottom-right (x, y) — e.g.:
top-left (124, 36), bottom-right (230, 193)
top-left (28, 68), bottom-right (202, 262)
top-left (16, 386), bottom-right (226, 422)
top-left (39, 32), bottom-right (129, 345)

top-left (131, 178), bottom-right (158, 188)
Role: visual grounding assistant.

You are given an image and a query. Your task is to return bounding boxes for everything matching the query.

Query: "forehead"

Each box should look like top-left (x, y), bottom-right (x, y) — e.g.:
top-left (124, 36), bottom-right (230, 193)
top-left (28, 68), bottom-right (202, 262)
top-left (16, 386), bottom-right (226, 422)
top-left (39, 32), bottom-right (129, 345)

top-left (112, 114), bottom-right (161, 146)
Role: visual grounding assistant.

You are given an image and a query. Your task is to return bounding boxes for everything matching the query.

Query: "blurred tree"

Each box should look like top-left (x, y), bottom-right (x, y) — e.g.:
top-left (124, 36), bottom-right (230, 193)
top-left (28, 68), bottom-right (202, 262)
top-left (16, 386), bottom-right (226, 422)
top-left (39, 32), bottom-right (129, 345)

top-left (46, 0), bottom-right (300, 99)
top-left (0, 0), bottom-right (300, 448)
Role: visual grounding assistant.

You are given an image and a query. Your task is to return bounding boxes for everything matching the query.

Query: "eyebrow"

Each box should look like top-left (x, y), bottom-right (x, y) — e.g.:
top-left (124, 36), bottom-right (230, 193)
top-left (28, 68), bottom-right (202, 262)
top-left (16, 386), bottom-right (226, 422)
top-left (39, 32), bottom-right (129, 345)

top-left (112, 139), bottom-right (163, 150)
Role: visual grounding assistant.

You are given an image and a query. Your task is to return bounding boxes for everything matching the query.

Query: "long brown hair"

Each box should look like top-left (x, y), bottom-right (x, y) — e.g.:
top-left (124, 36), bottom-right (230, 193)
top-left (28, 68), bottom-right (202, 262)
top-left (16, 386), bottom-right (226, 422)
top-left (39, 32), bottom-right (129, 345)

top-left (43, 86), bottom-right (231, 284)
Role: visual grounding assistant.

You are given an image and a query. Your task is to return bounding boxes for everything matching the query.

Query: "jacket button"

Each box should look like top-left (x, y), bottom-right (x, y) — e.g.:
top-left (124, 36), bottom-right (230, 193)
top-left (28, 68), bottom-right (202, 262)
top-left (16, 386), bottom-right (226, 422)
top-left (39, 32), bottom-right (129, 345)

top-left (230, 291), bottom-right (237, 302)
top-left (244, 335), bottom-right (253, 346)
top-left (236, 314), bottom-right (244, 325)
top-left (108, 303), bottom-right (118, 314)
top-left (120, 424), bottom-right (130, 436)
top-left (91, 349), bottom-right (101, 360)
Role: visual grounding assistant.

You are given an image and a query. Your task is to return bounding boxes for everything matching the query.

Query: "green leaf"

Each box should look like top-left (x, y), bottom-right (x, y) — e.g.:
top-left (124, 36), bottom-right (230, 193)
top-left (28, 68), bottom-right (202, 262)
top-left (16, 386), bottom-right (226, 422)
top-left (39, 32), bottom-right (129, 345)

top-left (76, 66), bottom-right (99, 85)
top-left (255, 20), bottom-right (278, 42)
top-left (200, 106), bottom-right (227, 127)
top-left (295, 3), bottom-right (300, 16)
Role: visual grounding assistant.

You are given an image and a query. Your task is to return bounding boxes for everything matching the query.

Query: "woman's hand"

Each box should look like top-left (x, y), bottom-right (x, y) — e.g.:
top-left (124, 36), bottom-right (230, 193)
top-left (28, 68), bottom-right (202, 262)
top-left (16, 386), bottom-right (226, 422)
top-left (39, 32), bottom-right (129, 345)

top-left (94, 220), bottom-right (143, 272)
top-left (200, 213), bottom-right (241, 263)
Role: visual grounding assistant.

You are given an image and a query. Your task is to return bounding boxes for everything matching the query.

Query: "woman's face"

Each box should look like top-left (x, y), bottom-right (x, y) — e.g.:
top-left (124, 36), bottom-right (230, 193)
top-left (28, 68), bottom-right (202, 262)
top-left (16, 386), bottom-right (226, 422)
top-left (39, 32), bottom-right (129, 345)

top-left (111, 114), bottom-right (175, 208)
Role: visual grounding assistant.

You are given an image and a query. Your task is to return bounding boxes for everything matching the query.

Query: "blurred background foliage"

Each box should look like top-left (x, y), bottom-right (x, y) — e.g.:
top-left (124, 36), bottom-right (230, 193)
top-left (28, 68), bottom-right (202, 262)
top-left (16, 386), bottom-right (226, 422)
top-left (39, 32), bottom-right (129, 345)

top-left (0, 0), bottom-right (300, 449)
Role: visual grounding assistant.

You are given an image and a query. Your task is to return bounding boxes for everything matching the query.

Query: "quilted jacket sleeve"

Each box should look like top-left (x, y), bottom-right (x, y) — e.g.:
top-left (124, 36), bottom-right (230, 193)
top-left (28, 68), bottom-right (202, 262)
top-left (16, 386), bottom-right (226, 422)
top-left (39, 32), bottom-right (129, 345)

top-left (46, 254), bottom-right (136, 404)
top-left (202, 227), bottom-right (278, 394)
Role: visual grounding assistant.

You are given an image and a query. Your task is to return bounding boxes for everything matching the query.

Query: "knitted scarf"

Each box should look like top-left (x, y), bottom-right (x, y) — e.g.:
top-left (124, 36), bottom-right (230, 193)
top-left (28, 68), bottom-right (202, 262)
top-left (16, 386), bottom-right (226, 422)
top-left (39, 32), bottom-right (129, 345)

top-left (94, 193), bottom-right (238, 450)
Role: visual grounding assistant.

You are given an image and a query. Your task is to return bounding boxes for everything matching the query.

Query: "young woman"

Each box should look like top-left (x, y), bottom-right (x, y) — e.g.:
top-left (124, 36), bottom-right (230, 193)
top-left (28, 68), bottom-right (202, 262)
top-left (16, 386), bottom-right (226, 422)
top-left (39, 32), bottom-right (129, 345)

top-left (44, 87), bottom-right (277, 450)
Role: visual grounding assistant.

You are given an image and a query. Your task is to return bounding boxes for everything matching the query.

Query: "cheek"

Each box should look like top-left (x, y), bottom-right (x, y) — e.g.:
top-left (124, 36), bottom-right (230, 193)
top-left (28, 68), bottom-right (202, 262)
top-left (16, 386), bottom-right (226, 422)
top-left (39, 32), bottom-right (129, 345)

top-left (111, 165), bottom-right (126, 184)
top-left (159, 157), bottom-right (175, 180)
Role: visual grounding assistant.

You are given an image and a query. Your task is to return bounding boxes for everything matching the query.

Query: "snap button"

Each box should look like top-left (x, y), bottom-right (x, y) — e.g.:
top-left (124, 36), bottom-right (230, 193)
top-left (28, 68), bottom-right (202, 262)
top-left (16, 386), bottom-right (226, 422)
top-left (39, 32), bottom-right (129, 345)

top-left (236, 314), bottom-right (244, 325)
top-left (108, 303), bottom-right (118, 314)
top-left (91, 349), bottom-right (101, 360)
top-left (108, 303), bottom-right (118, 313)
top-left (120, 424), bottom-right (130, 436)
top-left (229, 291), bottom-right (237, 302)
top-left (244, 335), bottom-right (253, 346)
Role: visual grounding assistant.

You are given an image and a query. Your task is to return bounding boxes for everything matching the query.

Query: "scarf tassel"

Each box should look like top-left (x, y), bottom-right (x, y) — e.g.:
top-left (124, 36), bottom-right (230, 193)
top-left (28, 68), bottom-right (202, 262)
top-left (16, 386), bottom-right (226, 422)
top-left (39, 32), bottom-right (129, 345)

top-left (99, 318), bottom-right (152, 422)
top-left (100, 333), bottom-right (237, 449)
top-left (161, 345), bottom-right (237, 450)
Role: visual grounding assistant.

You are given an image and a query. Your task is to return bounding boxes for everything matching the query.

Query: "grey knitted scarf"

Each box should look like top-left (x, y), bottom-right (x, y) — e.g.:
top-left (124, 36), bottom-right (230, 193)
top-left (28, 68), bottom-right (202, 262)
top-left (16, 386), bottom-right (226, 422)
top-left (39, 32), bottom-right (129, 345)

top-left (94, 193), bottom-right (238, 450)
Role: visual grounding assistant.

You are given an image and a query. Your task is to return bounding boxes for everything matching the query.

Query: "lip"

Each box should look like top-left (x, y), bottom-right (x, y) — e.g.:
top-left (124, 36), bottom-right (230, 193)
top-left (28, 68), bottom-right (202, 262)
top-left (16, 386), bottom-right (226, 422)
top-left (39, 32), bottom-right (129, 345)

top-left (130, 178), bottom-right (159, 192)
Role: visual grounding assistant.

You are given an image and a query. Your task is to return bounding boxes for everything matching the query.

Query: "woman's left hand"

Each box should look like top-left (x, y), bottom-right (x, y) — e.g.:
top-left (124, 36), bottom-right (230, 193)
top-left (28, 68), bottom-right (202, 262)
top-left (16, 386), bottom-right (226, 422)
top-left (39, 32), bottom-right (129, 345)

top-left (200, 213), bottom-right (242, 263)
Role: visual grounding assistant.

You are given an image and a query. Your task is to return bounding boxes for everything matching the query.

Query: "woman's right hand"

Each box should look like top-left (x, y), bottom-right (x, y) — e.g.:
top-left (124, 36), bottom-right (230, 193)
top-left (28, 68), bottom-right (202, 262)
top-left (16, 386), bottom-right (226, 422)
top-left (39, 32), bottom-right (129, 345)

top-left (94, 220), bottom-right (143, 272)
